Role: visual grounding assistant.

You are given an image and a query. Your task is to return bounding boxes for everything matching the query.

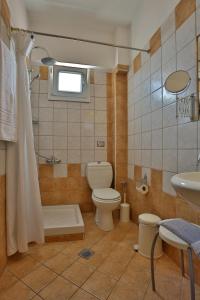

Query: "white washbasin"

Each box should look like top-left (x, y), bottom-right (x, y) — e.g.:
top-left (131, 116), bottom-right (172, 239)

top-left (171, 172), bottom-right (200, 208)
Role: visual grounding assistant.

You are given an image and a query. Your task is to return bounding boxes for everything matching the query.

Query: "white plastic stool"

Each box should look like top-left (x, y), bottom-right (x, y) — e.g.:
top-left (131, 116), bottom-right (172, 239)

top-left (138, 213), bottom-right (163, 258)
top-left (151, 223), bottom-right (197, 300)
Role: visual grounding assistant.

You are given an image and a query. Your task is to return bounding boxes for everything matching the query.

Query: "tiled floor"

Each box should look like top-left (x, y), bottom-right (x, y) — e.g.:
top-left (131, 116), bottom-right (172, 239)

top-left (0, 213), bottom-right (200, 300)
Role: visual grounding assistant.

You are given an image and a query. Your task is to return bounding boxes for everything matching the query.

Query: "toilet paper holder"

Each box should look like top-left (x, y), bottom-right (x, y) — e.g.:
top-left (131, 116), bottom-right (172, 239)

top-left (136, 174), bottom-right (149, 195)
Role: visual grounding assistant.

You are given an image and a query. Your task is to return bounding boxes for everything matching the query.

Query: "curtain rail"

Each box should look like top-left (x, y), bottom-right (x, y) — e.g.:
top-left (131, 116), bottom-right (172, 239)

top-left (11, 27), bottom-right (150, 53)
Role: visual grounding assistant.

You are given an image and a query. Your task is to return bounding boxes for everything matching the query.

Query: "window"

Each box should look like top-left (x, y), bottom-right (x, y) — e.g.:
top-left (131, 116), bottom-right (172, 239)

top-left (58, 72), bottom-right (82, 93)
top-left (48, 65), bottom-right (90, 102)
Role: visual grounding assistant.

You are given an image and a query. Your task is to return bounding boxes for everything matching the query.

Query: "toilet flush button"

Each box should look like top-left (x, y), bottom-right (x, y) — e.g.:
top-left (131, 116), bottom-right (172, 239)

top-left (97, 140), bottom-right (105, 147)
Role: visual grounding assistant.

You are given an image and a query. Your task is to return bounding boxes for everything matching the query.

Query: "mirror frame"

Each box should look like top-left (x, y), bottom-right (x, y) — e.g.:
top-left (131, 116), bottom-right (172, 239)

top-left (164, 70), bottom-right (191, 94)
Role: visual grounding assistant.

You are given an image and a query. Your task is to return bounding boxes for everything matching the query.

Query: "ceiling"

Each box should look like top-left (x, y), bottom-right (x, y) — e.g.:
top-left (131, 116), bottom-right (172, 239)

top-left (25, 0), bottom-right (140, 26)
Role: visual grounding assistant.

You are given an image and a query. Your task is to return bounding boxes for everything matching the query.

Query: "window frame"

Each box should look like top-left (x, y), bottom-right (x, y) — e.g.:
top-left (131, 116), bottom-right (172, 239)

top-left (48, 65), bottom-right (90, 103)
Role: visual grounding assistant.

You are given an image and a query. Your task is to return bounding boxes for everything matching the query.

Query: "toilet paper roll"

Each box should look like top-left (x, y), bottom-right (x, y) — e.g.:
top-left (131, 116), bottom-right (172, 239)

top-left (136, 184), bottom-right (148, 195)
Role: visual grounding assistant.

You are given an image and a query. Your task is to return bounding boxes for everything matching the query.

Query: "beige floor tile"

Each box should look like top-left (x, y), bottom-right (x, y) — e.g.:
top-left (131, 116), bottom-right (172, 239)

top-left (44, 253), bottom-right (77, 274)
top-left (32, 296), bottom-right (43, 300)
top-left (7, 255), bottom-right (40, 278)
top-left (155, 254), bottom-right (181, 279)
top-left (0, 269), bottom-right (18, 292)
top-left (39, 276), bottom-right (78, 300)
top-left (108, 277), bottom-right (146, 300)
top-left (180, 277), bottom-right (200, 300)
top-left (144, 276), bottom-right (181, 300)
top-left (70, 288), bottom-right (99, 300)
top-left (62, 261), bottom-right (96, 286)
top-left (129, 253), bottom-right (150, 272)
top-left (0, 281), bottom-right (35, 300)
top-left (22, 265), bottom-right (57, 293)
top-left (82, 271), bottom-right (117, 300)
top-left (78, 250), bottom-right (108, 268)
top-left (28, 243), bottom-right (66, 262)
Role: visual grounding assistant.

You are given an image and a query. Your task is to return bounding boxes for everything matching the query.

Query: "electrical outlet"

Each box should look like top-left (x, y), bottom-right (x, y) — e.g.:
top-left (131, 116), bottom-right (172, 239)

top-left (97, 140), bottom-right (105, 148)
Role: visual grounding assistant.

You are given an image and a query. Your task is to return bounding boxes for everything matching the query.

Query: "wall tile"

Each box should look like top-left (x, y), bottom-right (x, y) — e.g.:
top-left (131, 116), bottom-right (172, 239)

top-left (163, 149), bottom-right (178, 172)
top-left (152, 129), bottom-right (162, 149)
top-left (151, 88), bottom-right (162, 111)
top-left (151, 69), bottom-right (162, 93)
top-left (162, 171), bottom-right (176, 196)
top-left (176, 13), bottom-right (195, 52)
top-left (53, 164), bottom-right (67, 178)
top-left (152, 150), bottom-right (162, 170)
top-left (163, 126), bottom-right (178, 149)
top-left (177, 39), bottom-right (196, 71)
top-left (151, 48), bottom-right (161, 74)
top-left (54, 122), bottom-right (68, 136)
top-left (162, 34), bottom-right (176, 66)
top-left (163, 103), bottom-right (177, 128)
top-left (151, 108), bottom-right (162, 130)
top-left (39, 122), bottom-right (53, 136)
top-left (178, 149), bottom-right (197, 172)
top-left (161, 12), bottom-right (175, 44)
top-left (178, 122), bottom-right (198, 149)
top-left (175, 0), bottom-right (196, 30)
top-left (141, 149), bottom-right (151, 167)
top-left (0, 150), bottom-right (6, 175)
top-left (53, 136), bottom-right (67, 149)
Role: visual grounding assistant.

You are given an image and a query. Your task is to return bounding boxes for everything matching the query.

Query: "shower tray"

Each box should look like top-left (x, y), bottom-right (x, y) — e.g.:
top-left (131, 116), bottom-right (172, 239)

top-left (42, 204), bottom-right (85, 242)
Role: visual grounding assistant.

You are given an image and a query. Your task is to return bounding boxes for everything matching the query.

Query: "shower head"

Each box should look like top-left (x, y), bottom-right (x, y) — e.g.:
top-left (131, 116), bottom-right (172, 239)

top-left (41, 56), bottom-right (57, 66)
top-left (30, 46), bottom-right (56, 66)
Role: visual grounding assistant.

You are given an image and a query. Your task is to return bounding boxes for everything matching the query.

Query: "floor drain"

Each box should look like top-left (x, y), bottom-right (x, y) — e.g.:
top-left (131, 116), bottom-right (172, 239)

top-left (79, 249), bottom-right (94, 259)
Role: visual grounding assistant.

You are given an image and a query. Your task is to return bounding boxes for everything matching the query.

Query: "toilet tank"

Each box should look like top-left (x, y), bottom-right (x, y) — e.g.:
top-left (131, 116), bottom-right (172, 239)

top-left (86, 162), bottom-right (113, 189)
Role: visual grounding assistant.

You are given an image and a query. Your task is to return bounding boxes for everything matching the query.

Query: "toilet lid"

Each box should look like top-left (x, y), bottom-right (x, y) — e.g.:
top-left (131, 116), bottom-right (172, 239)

top-left (93, 188), bottom-right (120, 201)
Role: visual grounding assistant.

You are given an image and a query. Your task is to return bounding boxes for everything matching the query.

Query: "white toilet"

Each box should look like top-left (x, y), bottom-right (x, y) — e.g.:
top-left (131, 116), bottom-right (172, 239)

top-left (86, 162), bottom-right (121, 231)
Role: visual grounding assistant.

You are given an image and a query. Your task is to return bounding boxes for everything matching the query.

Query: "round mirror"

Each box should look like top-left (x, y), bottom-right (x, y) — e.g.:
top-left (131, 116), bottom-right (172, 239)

top-left (164, 70), bottom-right (191, 94)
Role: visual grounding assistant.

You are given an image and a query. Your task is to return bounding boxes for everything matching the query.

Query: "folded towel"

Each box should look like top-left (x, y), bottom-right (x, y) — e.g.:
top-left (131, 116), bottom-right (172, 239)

top-left (0, 39), bottom-right (17, 142)
top-left (160, 219), bottom-right (200, 257)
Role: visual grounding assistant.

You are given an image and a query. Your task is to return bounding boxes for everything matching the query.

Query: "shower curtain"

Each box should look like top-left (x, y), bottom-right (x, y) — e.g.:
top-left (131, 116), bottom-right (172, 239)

top-left (6, 33), bottom-right (44, 256)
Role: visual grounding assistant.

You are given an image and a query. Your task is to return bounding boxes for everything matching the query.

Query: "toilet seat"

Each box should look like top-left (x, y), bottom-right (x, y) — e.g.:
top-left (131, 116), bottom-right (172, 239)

top-left (93, 188), bottom-right (120, 202)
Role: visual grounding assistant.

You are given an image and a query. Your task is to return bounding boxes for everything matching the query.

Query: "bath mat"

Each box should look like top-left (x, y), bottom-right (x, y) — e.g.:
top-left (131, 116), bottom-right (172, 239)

top-left (79, 249), bottom-right (94, 259)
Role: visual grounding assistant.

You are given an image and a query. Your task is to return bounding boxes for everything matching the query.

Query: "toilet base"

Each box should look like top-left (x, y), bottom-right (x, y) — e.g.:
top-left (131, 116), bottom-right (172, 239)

top-left (95, 208), bottom-right (114, 231)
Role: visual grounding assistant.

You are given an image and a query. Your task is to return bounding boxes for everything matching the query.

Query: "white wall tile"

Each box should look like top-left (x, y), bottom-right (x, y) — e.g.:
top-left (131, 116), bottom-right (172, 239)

top-left (39, 93), bottom-right (53, 108)
top-left (151, 88), bottom-right (163, 111)
top-left (53, 122), bottom-right (68, 136)
top-left (68, 109), bottom-right (80, 123)
top-left (141, 149), bottom-right (151, 167)
top-left (151, 109), bottom-right (162, 130)
top-left (178, 122), bottom-right (198, 149)
top-left (95, 111), bottom-right (107, 123)
top-left (128, 164), bottom-right (134, 179)
top-left (151, 69), bottom-right (162, 93)
top-left (196, 6), bottom-right (200, 35)
top-left (95, 123), bottom-right (107, 136)
top-left (177, 39), bottom-right (196, 71)
top-left (81, 110), bottom-right (95, 123)
top-left (53, 136), bottom-right (67, 149)
top-left (39, 80), bottom-right (48, 93)
top-left (68, 123), bottom-right (80, 137)
top-left (95, 150), bottom-right (107, 161)
top-left (95, 98), bottom-right (107, 110)
top-left (161, 12), bottom-right (175, 44)
top-left (142, 132), bottom-right (151, 149)
top-left (163, 126), bottom-right (177, 149)
top-left (178, 149), bottom-right (197, 172)
top-left (142, 114), bottom-right (151, 132)
top-left (162, 34), bottom-right (176, 66)
top-left (68, 149), bottom-right (81, 163)
top-left (162, 171), bottom-right (176, 196)
top-left (151, 48), bottom-right (161, 74)
top-left (39, 122), bottom-right (53, 136)
top-left (81, 123), bottom-right (94, 137)
top-left (81, 137), bottom-right (94, 150)
top-left (39, 108), bottom-right (53, 122)
top-left (163, 103), bottom-right (177, 128)
top-left (54, 150), bottom-right (68, 163)
top-left (152, 129), bottom-right (162, 149)
top-left (39, 136), bottom-right (53, 150)
top-left (163, 149), bottom-right (177, 172)
top-left (94, 85), bottom-right (107, 97)
top-left (81, 150), bottom-right (95, 163)
top-left (176, 13), bottom-right (195, 52)
top-left (152, 150), bottom-right (162, 170)
top-left (135, 149), bottom-right (142, 165)
top-left (68, 137), bottom-right (80, 149)
top-left (54, 108), bottom-right (67, 122)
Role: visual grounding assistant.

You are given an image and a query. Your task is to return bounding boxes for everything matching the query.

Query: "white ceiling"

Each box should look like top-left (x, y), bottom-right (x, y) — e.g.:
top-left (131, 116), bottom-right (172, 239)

top-left (25, 0), bottom-right (140, 26)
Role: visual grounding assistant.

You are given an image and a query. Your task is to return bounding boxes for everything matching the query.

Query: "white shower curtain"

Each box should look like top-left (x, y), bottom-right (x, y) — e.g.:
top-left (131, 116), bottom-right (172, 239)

top-left (6, 33), bottom-right (44, 256)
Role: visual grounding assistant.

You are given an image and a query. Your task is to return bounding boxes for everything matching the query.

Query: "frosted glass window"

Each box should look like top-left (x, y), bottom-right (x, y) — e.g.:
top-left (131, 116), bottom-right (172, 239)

top-left (58, 72), bottom-right (82, 93)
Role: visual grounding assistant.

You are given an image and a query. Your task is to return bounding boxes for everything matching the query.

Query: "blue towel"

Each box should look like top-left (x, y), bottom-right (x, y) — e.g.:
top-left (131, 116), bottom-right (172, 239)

top-left (160, 219), bottom-right (200, 258)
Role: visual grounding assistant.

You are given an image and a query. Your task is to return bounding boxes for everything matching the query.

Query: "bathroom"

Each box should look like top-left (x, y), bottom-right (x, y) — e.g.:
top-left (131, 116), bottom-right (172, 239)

top-left (1, 0), bottom-right (200, 299)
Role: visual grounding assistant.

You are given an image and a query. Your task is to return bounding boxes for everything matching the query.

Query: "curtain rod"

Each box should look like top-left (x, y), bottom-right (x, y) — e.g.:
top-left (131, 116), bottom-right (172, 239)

top-left (11, 27), bottom-right (150, 53)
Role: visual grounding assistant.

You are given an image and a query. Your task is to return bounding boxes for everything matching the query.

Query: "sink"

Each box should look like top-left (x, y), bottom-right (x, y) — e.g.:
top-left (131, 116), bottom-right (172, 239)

top-left (171, 172), bottom-right (200, 208)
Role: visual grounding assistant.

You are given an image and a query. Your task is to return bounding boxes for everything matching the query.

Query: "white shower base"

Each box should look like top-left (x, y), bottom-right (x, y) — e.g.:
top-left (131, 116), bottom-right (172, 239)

top-left (42, 205), bottom-right (85, 237)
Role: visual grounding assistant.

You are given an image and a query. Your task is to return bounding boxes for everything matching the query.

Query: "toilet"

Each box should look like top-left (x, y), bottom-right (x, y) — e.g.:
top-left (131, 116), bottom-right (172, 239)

top-left (86, 162), bottom-right (121, 231)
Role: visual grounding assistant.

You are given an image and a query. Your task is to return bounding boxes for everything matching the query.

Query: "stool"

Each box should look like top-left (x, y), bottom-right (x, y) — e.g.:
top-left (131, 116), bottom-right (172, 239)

top-left (151, 225), bottom-right (195, 300)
